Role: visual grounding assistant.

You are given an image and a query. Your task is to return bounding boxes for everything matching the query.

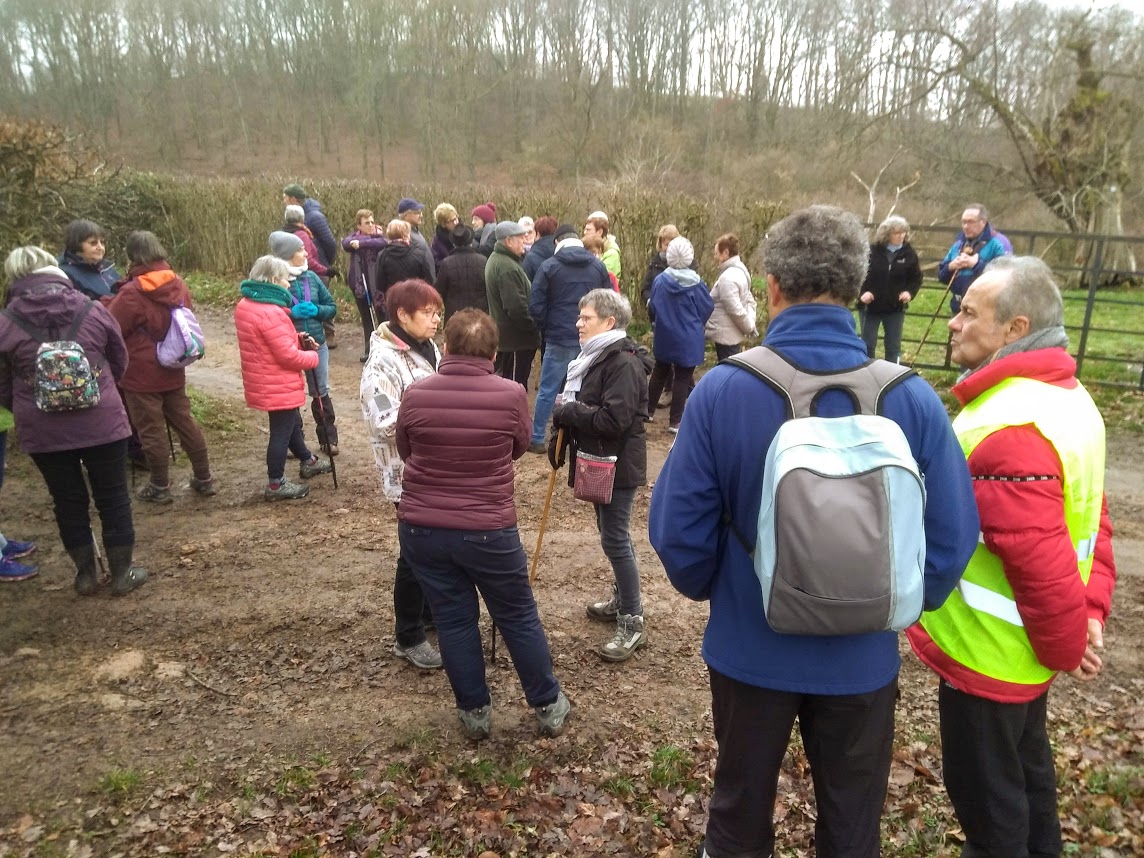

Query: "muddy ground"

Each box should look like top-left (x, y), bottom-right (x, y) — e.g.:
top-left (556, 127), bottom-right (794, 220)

top-left (0, 309), bottom-right (1140, 857)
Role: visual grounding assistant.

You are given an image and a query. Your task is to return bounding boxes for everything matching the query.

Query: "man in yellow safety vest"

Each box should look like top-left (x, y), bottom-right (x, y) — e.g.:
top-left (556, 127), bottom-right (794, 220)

top-left (907, 255), bottom-right (1117, 858)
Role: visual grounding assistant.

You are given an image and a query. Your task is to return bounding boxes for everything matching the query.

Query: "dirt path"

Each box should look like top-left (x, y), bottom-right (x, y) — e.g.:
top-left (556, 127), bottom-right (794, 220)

top-left (0, 309), bottom-right (1140, 855)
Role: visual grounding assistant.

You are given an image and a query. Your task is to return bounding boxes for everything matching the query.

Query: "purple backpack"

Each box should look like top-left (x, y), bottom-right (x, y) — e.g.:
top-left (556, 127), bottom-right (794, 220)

top-left (156, 305), bottom-right (206, 369)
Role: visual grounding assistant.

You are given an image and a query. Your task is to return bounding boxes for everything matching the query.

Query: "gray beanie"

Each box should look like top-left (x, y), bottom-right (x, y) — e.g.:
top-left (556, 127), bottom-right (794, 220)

top-left (269, 230), bottom-right (304, 260)
top-left (666, 236), bottom-right (694, 269)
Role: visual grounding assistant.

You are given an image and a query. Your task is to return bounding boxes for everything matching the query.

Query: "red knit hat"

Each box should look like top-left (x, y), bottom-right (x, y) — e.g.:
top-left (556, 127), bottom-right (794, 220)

top-left (471, 202), bottom-right (497, 224)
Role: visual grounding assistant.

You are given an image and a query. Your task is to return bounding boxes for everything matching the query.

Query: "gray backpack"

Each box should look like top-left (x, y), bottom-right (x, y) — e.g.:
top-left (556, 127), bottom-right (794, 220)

top-left (726, 347), bottom-right (927, 636)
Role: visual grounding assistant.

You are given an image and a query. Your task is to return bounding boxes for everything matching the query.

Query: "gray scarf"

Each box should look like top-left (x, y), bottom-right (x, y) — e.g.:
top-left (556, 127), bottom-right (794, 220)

top-left (959, 325), bottom-right (1070, 382)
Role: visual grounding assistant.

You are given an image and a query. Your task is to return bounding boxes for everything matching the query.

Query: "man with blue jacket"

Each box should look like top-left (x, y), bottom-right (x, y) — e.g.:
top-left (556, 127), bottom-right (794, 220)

top-left (527, 224), bottom-right (613, 452)
top-left (938, 203), bottom-right (1009, 312)
top-left (649, 205), bottom-right (979, 858)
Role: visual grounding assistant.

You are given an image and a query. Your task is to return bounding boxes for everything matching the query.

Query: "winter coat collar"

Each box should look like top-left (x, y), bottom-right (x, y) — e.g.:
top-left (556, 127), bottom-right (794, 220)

top-left (953, 348), bottom-right (1078, 406)
top-left (438, 354), bottom-right (495, 375)
top-left (492, 242), bottom-right (523, 262)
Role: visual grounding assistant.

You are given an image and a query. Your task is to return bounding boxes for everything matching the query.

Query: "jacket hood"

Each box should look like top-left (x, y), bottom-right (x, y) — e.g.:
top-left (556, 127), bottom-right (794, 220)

top-left (553, 245), bottom-right (602, 268)
top-left (662, 268), bottom-right (703, 290)
top-left (5, 272), bottom-right (91, 328)
top-left (953, 348), bottom-right (1077, 406)
top-left (382, 242), bottom-right (414, 259)
top-left (58, 250), bottom-right (113, 275)
top-left (127, 262), bottom-right (185, 307)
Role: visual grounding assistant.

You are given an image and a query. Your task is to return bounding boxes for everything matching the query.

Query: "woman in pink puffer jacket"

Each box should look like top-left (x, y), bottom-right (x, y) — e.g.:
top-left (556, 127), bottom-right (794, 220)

top-left (235, 256), bottom-right (332, 501)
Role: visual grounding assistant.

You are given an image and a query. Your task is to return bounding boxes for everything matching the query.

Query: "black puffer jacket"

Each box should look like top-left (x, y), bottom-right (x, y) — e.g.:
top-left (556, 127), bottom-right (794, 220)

top-left (553, 336), bottom-right (650, 490)
top-left (861, 242), bottom-right (922, 314)
top-left (373, 241), bottom-right (434, 298)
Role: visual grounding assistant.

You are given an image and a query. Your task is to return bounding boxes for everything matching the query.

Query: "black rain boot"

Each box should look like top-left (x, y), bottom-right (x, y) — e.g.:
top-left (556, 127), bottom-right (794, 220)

top-left (68, 544), bottom-right (99, 596)
top-left (321, 394), bottom-right (338, 448)
top-left (106, 545), bottom-right (148, 596)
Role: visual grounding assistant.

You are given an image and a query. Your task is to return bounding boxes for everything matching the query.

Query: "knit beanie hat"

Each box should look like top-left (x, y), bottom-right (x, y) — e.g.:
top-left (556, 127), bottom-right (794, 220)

top-left (553, 223), bottom-right (578, 242)
top-left (471, 202), bottom-right (497, 224)
top-left (666, 236), bottom-right (694, 269)
top-left (269, 230), bottom-right (304, 260)
top-left (283, 183), bottom-right (306, 200)
top-left (588, 210), bottom-right (609, 222)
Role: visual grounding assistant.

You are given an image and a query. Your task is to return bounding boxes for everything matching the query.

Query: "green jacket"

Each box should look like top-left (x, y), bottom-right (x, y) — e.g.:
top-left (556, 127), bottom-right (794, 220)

top-left (485, 242), bottom-right (539, 351)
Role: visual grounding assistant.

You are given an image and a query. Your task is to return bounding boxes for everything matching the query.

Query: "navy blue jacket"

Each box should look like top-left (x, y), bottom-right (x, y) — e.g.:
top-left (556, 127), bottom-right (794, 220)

top-left (648, 269), bottom-right (714, 366)
top-left (523, 234), bottom-right (556, 281)
top-left (529, 246), bottom-right (612, 348)
top-left (302, 198), bottom-right (338, 267)
top-left (57, 251), bottom-right (121, 299)
top-left (649, 303), bottom-right (979, 695)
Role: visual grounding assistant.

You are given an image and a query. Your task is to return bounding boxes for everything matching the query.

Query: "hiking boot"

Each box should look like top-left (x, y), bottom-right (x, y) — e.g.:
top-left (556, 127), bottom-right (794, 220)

top-left (190, 476), bottom-right (218, 497)
top-left (534, 691), bottom-right (571, 737)
top-left (68, 544), bottom-right (99, 596)
top-left (0, 557), bottom-right (39, 582)
top-left (264, 478), bottom-right (309, 501)
top-left (393, 640), bottom-right (443, 670)
top-left (299, 456), bottom-right (333, 479)
top-left (359, 354), bottom-right (368, 364)
top-left (586, 585), bottom-right (619, 622)
top-left (458, 703), bottom-right (492, 740)
top-left (106, 545), bottom-right (148, 596)
top-left (598, 614), bottom-right (647, 662)
top-left (1, 539), bottom-right (37, 560)
top-left (136, 482), bottom-right (173, 504)
top-left (667, 424), bottom-right (680, 434)
top-left (528, 442), bottom-right (546, 455)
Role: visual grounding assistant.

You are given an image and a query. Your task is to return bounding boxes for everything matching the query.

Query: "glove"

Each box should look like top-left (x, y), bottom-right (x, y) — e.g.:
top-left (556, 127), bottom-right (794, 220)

top-left (547, 430), bottom-right (569, 470)
top-left (326, 268), bottom-right (340, 281)
top-left (292, 301), bottom-right (319, 320)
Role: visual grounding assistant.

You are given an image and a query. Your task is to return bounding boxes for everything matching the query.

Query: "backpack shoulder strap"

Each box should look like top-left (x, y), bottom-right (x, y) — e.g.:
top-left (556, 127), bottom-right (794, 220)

top-left (728, 347), bottom-right (915, 418)
top-left (64, 300), bottom-right (97, 341)
top-left (1, 309), bottom-right (47, 344)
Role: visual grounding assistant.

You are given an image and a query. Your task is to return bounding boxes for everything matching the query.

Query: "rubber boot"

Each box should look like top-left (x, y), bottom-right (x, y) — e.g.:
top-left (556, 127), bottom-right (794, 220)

top-left (68, 544), bottom-right (98, 596)
top-left (106, 545), bottom-right (148, 596)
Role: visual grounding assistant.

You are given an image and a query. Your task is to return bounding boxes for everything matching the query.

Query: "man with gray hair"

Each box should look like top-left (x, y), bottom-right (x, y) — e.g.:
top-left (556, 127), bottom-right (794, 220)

top-left (937, 203), bottom-right (1009, 312)
top-left (650, 205), bottom-right (979, 858)
top-left (908, 256), bottom-right (1117, 858)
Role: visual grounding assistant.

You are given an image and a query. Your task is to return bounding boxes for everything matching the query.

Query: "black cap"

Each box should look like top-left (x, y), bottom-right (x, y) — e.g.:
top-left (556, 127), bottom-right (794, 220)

top-left (554, 223), bottom-right (578, 242)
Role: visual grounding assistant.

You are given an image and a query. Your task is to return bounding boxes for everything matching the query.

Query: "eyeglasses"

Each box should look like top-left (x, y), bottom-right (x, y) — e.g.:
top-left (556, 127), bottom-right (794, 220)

top-left (417, 308), bottom-right (442, 319)
top-left (577, 313), bottom-right (599, 323)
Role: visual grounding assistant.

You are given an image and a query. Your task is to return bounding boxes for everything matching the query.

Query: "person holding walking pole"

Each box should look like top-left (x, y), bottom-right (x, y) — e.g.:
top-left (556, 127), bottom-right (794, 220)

top-left (342, 209), bottom-right (388, 362)
top-left (547, 289), bottom-right (651, 662)
top-left (395, 308), bottom-right (569, 740)
top-left (271, 231), bottom-right (340, 456)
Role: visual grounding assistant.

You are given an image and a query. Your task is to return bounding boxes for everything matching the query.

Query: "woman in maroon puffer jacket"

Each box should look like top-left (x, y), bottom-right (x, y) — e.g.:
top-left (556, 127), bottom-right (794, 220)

top-left (395, 309), bottom-right (570, 740)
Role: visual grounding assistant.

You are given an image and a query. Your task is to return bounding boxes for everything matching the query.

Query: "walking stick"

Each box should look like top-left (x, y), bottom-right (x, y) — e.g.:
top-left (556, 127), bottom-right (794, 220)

top-left (91, 528), bottom-right (108, 584)
top-left (306, 368), bottom-right (338, 489)
top-left (529, 428), bottom-right (564, 585)
top-left (909, 278), bottom-right (955, 365)
top-left (166, 420), bottom-right (177, 463)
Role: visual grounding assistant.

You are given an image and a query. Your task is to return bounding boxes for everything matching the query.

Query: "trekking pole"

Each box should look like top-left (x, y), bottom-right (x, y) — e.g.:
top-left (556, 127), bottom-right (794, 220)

top-left (166, 420), bottom-right (177, 463)
top-left (306, 368), bottom-right (338, 490)
top-left (91, 528), bottom-right (108, 584)
top-left (909, 278), bottom-right (955, 366)
top-left (529, 428), bottom-right (564, 585)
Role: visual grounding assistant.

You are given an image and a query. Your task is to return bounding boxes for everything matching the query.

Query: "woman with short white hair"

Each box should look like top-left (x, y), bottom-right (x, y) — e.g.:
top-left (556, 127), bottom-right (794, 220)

top-left (857, 215), bottom-right (922, 363)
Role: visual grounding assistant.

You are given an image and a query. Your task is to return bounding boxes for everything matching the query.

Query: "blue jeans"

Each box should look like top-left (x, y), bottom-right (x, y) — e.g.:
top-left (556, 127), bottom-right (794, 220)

top-left (399, 523), bottom-right (561, 711)
top-left (531, 343), bottom-right (580, 445)
top-left (595, 485), bottom-right (643, 616)
top-left (861, 310), bottom-right (905, 363)
top-left (304, 343), bottom-right (330, 397)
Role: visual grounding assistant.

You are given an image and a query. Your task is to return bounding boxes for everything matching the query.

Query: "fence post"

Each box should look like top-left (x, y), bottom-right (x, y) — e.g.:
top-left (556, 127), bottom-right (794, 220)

top-left (1074, 236), bottom-right (1106, 379)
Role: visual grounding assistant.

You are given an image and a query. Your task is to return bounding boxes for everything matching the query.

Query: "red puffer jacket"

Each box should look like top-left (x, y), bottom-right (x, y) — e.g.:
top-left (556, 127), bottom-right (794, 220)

top-left (108, 262), bottom-right (193, 393)
top-left (395, 354), bottom-right (531, 531)
top-left (234, 285), bottom-right (318, 412)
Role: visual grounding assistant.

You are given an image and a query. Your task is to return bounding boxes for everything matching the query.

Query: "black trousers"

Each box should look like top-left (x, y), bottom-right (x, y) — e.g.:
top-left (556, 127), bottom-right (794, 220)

top-left (495, 349), bottom-right (536, 389)
top-left (939, 683), bottom-right (1061, 858)
top-left (355, 292), bottom-right (378, 353)
top-left (703, 669), bottom-right (897, 858)
top-left (31, 438), bottom-right (135, 551)
top-left (391, 504), bottom-right (430, 648)
top-left (647, 361), bottom-right (695, 427)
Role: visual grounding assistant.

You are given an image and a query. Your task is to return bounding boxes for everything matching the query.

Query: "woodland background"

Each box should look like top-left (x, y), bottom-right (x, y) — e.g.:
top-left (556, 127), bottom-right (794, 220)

top-left (1, 0), bottom-right (1143, 284)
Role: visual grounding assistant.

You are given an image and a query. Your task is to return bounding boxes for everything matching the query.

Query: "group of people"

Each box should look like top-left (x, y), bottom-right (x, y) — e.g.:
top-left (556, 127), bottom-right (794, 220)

top-left (0, 191), bottom-right (1118, 858)
top-left (0, 221), bottom-right (217, 591)
top-left (651, 205), bottom-right (1115, 858)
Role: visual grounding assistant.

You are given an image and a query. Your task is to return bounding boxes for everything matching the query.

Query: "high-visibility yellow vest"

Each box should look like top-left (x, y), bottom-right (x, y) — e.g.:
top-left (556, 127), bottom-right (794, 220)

top-left (919, 375), bottom-right (1104, 686)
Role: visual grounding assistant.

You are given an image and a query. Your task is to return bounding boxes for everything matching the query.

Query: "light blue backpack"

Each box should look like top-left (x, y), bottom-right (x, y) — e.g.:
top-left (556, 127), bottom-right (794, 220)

top-left (725, 347), bottom-right (927, 636)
